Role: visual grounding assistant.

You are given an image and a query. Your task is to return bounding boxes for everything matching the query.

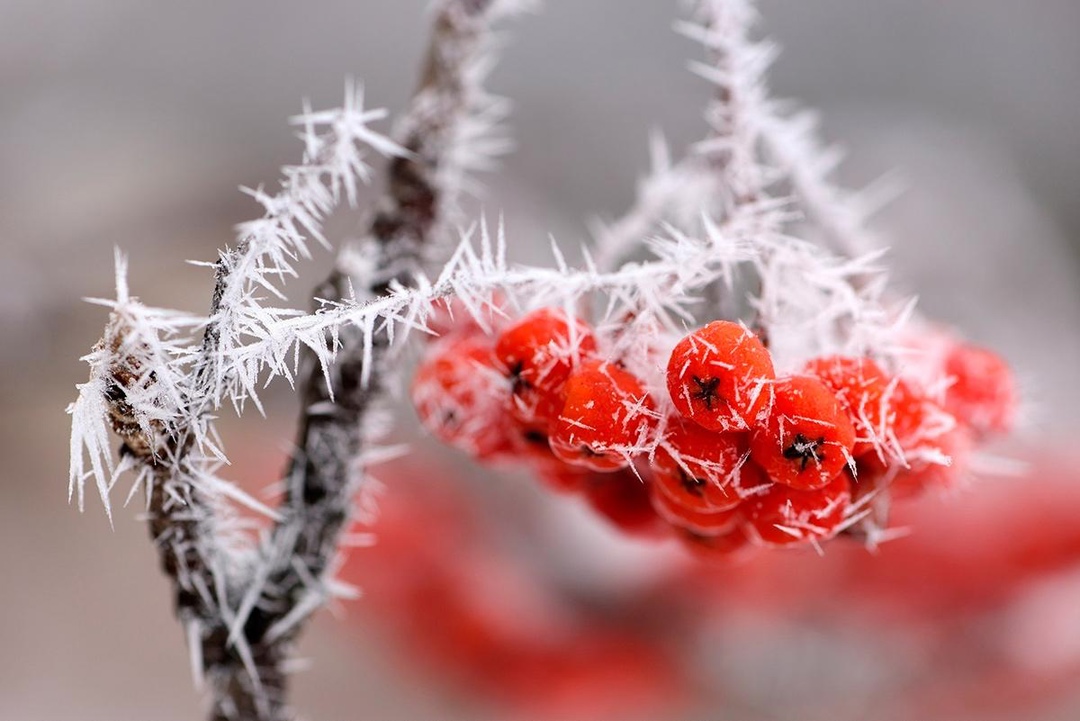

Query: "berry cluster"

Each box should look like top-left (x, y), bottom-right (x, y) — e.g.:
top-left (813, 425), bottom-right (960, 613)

top-left (412, 304), bottom-right (1017, 557)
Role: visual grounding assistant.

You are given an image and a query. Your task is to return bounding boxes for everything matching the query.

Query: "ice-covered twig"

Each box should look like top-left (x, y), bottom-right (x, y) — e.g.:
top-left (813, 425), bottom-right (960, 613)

top-left (596, 0), bottom-right (882, 272)
top-left (202, 204), bottom-right (895, 409)
top-left (591, 132), bottom-right (720, 272)
top-left (66, 1), bottom-right (521, 719)
top-left (211, 1), bottom-right (523, 719)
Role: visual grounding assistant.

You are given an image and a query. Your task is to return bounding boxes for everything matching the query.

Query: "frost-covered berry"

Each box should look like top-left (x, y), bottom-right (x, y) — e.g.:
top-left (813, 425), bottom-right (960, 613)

top-left (651, 421), bottom-right (752, 512)
top-left (885, 378), bottom-right (957, 462)
top-left (495, 308), bottom-right (598, 430)
top-left (943, 342), bottom-right (1016, 436)
top-left (666, 320), bottom-right (774, 432)
top-left (550, 361), bottom-right (656, 471)
top-left (888, 425), bottom-right (974, 498)
top-left (650, 485), bottom-right (742, 536)
top-left (802, 355), bottom-right (892, 457)
top-left (749, 375), bottom-right (855, 490)
top-left (745, 472), bottom-right (852, 546)
top-left (412, 338), bottom-right (514, 460)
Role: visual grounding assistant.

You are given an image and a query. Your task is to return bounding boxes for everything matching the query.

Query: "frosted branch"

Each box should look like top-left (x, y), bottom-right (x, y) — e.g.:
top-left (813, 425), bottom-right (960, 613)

top-left (596, 0), bottom-right (882, 272)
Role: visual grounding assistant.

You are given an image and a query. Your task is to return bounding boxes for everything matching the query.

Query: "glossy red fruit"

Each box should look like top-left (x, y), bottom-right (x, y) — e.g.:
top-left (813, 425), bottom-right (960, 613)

top-left (745, 472), bottom-right (852, 546)
top-left (412, 337), bottom-right (515, 460)
top-left (750, 375), bottom-right (856, 490)
top-left (652, 421), bottom-right (753, 512)
top-left (495, 308), bottom-right (598, 430)
top-left (550, 361), bottom-right (656, 472)
top-left (650, 486), bottom-right (742, 535)
top-left (803, 355), bottom-right (892, 457)
top-left (943, 342), bottom-right (1017, 436)
top-left (666, 320), bottom-right (775, 432)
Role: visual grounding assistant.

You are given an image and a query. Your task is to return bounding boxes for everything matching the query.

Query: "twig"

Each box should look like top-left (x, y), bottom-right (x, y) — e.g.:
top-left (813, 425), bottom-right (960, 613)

top-left (202, 1), bottom-right (514, 718)
top-left (69, 2), bottom-right (517, 720)
top-left (595, 0), bottom-right (877, 273)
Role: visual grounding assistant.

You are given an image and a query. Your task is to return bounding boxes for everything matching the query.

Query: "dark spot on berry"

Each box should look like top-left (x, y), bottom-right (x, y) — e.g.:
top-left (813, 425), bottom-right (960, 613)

top-left (690, 375), bottom-right (723, 411)
top-left (782, 434), bottom-right (826, 471)
top-left (579, 444), bottom-right (601, 457)
top-left (678, 468), bottom-right (707, 497)
top-left (508, 360), bottom-right (531, 395)
top-left (522, 429), bottom-right (548, 446)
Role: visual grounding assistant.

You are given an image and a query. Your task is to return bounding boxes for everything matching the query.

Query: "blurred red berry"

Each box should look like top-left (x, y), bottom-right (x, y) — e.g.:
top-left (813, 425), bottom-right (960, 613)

top-left (495, 308), bottom-right (598, 430)
top-left (884, 378), bottom-right (927, 446)
top-left (582, 470), bottom-right (668, 538)
top-left (803, 355), bottom-right (892, 457)
top-left (676, 524), bottom-right (754, 560)
top-left (528, 445), bottom-right (595, 494)
top-left (750, 375), bottom-right (856, 490)
top-left (890, 425), bottom-right (975, 499)
top-left (666, 320), bottom-right (775, 432)
top-left (650, 485), bottom-right (742, 535)
top-left (884, 378), bottom-right (959, 467)
top-left (943, 342), bottom-right (1017, 436)
top-left (550, 360), bottom-right (656, 472)
top-left (745, 471), bottom-right (852, 546)
top-left (412, 337), bottom-right (515, 459)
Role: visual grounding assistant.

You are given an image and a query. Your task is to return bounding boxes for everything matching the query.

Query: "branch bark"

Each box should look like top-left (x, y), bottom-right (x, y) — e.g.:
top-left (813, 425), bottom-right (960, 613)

top-left (198, 2), bottom-right (506, 718)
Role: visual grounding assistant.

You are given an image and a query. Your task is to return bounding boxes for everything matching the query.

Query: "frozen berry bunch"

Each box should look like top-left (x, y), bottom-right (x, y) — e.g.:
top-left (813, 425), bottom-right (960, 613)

top-left (412, 304), bottom-right (1018, 558)
top-left (414, 305), bottom-right (654, 465)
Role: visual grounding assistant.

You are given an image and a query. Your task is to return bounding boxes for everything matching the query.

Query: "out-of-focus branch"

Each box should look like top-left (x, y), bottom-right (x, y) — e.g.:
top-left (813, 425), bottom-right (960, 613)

top-left (595, 0), bottom-right (876, 273)
top-left (595, 0), bottom-right (771, 273)
top-left (591, 133), bottom-right (719, 272)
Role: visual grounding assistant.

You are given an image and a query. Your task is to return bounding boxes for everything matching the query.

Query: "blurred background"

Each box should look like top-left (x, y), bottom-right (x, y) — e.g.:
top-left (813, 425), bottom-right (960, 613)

top-left (2, 1), bottom-right (1079, 719)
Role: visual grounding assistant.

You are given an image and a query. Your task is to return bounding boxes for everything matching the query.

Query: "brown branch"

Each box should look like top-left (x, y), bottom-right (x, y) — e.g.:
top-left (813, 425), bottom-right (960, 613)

top-left (194, 2), bottom-right (510, 718)
top-left (92, 3), bottom-right (511, 720)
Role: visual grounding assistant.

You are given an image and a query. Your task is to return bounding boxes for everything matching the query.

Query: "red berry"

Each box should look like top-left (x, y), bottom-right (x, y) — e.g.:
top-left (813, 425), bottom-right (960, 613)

top-left (883, 378), bottom-right (926, 446)
top-left (528, 446), bottom-right (594, 494)
top-left (943, 342), bottom-right (1016, 436)
top-left (891, 425), bottom-right (974, 499)
top-left (666, 320), bottom-right (775, 432)
top-left (495, 308), bottom-right (598, 430)
top-left (550, 361), bottom-right (656, 472)
top-left (582, 470), bottom-right (668, 538)
top-left (677, 525), bottom-right (753, 560)
top-left (652, 421), bottom-right (753, 511)
top-left (745, 472), bottom-right (852, 546)
top-left (749, 375), bottom-right (856, 490)
top-left (412, 338), bottom-right (515, 460)
top-left (883, 378), bottom-right (958, 465)
top-left (802, 355), bottom-right (892, 457)
top-left (650, 485), bottom-right (742, 535)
